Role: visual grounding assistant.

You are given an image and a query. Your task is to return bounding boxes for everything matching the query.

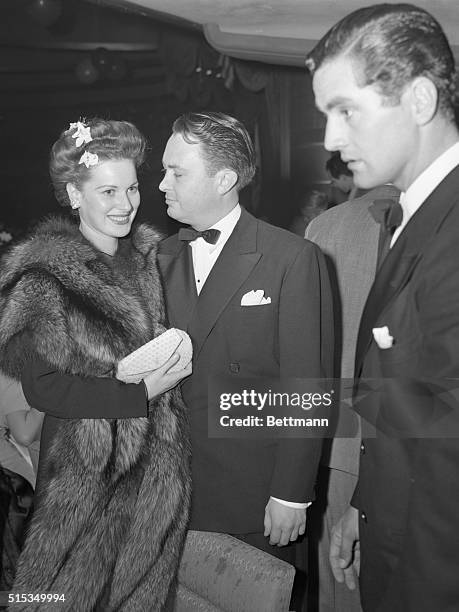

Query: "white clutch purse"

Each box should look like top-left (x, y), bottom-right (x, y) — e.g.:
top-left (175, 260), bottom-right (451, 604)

top-left (116, 328), bottom-right (192, 384)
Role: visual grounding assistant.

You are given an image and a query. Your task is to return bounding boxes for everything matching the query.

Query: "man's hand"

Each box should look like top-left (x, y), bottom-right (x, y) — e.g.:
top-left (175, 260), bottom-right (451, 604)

top-left (329, 506), bottom-right (360, 590)
top-left (264, 498), bottom-right (306, 546)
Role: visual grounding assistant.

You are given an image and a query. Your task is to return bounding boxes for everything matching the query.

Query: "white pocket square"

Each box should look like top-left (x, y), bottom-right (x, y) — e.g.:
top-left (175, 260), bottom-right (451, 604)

top-left (372, 326), bottom-right (394, 349)
top-left (240, 289), bottom-right (272, 306)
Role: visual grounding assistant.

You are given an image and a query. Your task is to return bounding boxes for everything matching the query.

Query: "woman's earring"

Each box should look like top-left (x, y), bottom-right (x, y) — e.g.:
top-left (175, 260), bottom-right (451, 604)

top-left (71, 201), bottom-right (80, 209)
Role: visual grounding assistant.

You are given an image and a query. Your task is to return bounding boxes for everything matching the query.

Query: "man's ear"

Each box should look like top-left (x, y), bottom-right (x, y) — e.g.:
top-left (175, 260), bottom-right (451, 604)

top-left (66, 183), bottom-right (81, 209)
top-left (409, 76), bottom-right (439, 125)
top-left (215, 169), bottom-right (238, 195)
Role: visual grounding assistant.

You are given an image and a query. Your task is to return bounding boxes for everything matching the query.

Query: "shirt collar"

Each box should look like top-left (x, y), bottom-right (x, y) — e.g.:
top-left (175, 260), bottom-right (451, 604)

top-left (192, 204), bottom-right (241, 252)
top-left (210, 203), bottom-right (241, 236)
top-left (399, 141), bottom-right (459, 221)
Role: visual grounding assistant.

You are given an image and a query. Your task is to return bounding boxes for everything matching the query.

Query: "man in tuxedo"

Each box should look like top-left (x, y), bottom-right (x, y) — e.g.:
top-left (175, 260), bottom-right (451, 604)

top-left (306, 4), bottom-right (459, 610)
top-left (305, 183), bottom-right (399, 612)
top-left (157, 112), bottom-right (333, 579)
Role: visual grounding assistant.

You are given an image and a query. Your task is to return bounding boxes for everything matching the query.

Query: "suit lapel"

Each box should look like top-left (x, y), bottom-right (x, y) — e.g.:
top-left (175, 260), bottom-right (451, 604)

top-left (355, 165), bottom-right (459, 375)
top-left (157, 238), bottom-right (198, 330)
top-left (188, 209), bottom-right (261, 359)
top-left (355, 250), bottom-right (419, 373)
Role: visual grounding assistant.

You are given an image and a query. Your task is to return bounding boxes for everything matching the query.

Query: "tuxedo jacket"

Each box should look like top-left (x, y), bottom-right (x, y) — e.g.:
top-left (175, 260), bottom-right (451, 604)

top-left (158, 208), bottom-right (334, 533)
top-left (352, 165), bottom-right (459, 611)
top-left (306, 185), bottom-right (400, 475)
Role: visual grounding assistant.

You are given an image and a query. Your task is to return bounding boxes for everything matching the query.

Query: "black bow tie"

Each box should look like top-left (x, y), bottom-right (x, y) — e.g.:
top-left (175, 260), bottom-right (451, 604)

top-left (178, 227), bottom-right (221, 245)
top-left (369, 198), bottom-right (403, 234)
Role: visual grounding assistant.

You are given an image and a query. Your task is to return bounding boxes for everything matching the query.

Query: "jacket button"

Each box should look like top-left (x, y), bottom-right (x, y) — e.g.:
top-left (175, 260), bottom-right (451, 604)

top-left (361, 511), bottom-right (367, 523)
top-left (360, 443), bottom-right (365, 454)
top-left (229, 362), bottom-right (240, 373)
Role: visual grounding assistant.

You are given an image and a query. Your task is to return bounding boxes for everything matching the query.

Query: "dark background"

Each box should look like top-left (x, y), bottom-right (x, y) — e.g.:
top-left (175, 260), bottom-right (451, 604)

top-left (1, 0), bottom-right (458, 242)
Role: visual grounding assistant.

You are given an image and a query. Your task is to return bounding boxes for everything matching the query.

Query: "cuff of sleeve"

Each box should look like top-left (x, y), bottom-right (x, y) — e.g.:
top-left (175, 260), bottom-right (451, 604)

top-left (270, 496), bottom-right (311, 509)
top-left (140, 379), bottom-right (149, 400)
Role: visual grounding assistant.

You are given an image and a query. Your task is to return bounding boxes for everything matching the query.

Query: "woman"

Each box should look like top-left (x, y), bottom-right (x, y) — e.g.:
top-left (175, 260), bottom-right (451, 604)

top-left (0, 119), bottom-right (191, 610)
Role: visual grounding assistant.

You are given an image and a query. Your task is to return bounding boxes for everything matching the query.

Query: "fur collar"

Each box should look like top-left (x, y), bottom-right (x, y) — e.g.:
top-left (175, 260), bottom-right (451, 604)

top-left (1, 215), bottom-right (163, 280)
top-left (0, 216), bottom-right (166, 380)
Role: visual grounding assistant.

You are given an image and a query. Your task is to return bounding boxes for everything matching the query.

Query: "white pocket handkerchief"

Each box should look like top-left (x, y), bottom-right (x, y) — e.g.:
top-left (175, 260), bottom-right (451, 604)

top-left (372, 326), bottom-right (394, 349)
top-left (117, 328), bottom-right (192, 384)
top-left (240, 289), bottom-right (272, 306)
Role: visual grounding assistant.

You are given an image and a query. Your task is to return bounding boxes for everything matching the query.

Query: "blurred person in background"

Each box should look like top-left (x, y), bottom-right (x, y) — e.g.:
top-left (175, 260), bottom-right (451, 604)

top-left (0, 373), bottom-right (43, 591)
top-left (289, 189), bottom-right (328, 236)
top-left (326, 152), bottom-right (359, 206)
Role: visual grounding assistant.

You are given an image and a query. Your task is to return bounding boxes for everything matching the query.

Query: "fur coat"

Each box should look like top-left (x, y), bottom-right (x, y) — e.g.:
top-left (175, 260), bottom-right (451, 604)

top-left (0, 217), bottom-right (191, 611)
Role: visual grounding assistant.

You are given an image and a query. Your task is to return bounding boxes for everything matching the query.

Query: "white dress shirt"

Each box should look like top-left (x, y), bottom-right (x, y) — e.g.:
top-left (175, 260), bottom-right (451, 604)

top-left (392, 141), bottom-right (459, 246)
top-left (189, 204), bottom-right (309, 509)
top-left (190, 205), bottom-right (241, 295)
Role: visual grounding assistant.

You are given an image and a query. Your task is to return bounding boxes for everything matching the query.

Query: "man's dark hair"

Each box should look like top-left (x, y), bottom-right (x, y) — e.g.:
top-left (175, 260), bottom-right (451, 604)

top-left (172, 111), bottom-right (256, 190)
top-left (326, 152), bottom-right (353, 179)
top-left (305, 3), bottom-right (457, 121)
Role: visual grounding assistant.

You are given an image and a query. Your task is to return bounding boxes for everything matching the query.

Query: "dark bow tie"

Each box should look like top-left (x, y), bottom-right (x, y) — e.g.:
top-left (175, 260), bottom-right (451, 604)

top-left (178, 227), bottom-right (221, 245)
top-left (369, 198), bottom-right (403, 233)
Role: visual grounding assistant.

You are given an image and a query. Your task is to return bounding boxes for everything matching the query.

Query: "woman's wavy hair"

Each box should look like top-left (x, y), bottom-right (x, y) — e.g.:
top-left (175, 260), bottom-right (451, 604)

top-left (49, 118), bottom-right (147, 208)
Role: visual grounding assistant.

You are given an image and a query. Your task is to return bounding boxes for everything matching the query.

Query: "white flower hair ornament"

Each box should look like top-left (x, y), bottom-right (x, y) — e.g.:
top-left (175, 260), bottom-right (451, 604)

top-left (79, 151), bottom-right (99, 168)
top-left (69, 121), bottom-right (93, 147)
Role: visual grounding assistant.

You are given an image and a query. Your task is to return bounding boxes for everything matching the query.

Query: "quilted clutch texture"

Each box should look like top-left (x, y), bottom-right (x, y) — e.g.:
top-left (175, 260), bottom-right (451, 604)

top-left (117, 328), bottom-right (192, 384)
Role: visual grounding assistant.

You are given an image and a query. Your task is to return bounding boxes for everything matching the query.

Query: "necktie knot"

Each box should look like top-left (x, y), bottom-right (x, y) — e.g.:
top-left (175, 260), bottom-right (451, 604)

top-left (370, 198), bottom-right (404, 269)
top-left (369, 198), bottom-right (403, 234)
top-left (178, 227), bottom-right (221, 245)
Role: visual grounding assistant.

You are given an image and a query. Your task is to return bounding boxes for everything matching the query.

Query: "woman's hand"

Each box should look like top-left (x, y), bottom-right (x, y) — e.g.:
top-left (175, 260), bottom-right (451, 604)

top-left (142, 353), bottom-right (192, 400)
top-left (6, 408), bottom-right (44, 446)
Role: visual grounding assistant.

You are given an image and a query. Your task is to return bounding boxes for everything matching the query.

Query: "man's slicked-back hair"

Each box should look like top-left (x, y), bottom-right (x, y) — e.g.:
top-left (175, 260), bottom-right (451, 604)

top-left (305, 3), bottom-right (457, 120)
top-left (172, 111), bottom-right (256, 190)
